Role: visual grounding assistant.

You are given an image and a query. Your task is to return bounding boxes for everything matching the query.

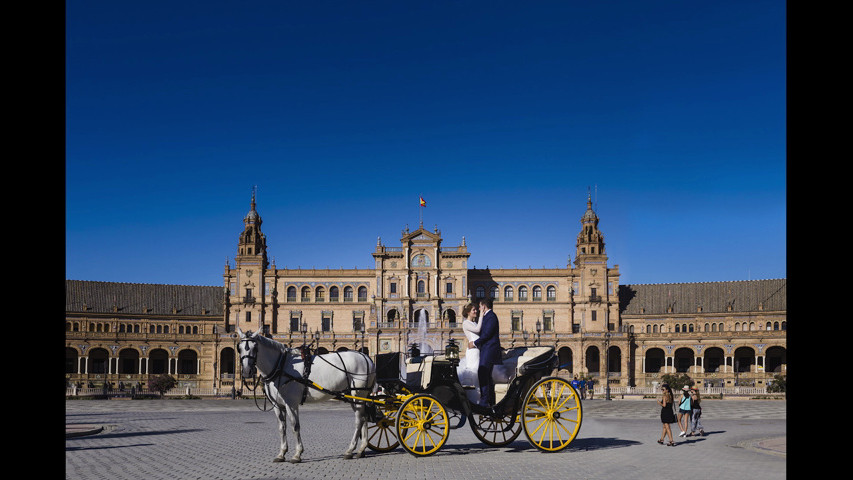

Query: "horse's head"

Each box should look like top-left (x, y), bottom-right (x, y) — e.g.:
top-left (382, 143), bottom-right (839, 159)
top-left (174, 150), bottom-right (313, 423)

top-left (236, 327), bottom-right (259, 378)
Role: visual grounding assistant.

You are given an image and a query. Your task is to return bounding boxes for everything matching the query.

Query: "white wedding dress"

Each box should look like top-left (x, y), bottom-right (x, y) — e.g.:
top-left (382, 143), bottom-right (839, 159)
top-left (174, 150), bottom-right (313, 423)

top-left (458, 317), bottom-right (482, 402)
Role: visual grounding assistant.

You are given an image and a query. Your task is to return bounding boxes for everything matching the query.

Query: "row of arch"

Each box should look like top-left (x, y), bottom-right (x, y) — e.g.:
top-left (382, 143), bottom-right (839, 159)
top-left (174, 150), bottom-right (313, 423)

top-left (286, 285), bottom-right (368, 302)
top-left (641, 321), bottom-right (787, 334)
top-left (65, 347), bottom-right (200, 375)
top-left (383, 307), bottom-right (454, 323)
top-left (66, 322), bottom-right (201, 335)
top-left (66, 342), bottom-right (787, 380)
top-left (474, 284), bottom-right (557, 301)
top-left (555, 344), bottom-right (787, 374)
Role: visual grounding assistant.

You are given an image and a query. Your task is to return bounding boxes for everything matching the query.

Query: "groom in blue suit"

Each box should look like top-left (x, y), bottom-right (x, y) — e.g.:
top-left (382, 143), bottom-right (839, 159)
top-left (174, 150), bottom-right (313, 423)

top-left (473, 297), bottom-right (502, 407)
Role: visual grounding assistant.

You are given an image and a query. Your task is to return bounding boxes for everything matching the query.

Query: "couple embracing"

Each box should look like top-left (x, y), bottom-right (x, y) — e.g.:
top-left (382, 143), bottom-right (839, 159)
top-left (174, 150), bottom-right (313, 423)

top-left (460, 297), bottom-right (504, 407)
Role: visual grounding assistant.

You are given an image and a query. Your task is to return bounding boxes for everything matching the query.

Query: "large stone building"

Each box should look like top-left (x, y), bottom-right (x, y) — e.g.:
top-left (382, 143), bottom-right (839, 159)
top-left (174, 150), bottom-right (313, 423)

top-left (65, 193), bottom-right (786, 393)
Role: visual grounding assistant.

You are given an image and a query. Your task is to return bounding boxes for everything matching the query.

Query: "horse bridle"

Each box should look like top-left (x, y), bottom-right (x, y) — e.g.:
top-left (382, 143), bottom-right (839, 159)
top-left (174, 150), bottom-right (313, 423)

top-left (239, 335), bottom-right (292, 384)
top-left (238, 336), bottom-right (260, 378)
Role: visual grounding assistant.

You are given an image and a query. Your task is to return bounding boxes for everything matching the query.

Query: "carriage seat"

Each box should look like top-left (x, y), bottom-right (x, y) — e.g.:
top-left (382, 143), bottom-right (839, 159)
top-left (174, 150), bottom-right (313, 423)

top-left (493, 346), bottom-right (554, 402)
top-left (405, 354), bottom-right (447, 390)
top-left (498, 346), bottom-right (554, 377)
top-left (512, 346), bottom-right (554, 375)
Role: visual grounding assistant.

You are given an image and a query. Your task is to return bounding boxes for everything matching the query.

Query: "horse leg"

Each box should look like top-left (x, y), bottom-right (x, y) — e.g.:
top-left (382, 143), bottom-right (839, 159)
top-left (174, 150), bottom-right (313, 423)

top-left (272, 406), bottom-right (289, 463)
top-left (285, 399), bottom-right (304, 463)
top-left (355, 404), bottom-right (370, 458)
top-left (344, 404), bottom-right (368, 459)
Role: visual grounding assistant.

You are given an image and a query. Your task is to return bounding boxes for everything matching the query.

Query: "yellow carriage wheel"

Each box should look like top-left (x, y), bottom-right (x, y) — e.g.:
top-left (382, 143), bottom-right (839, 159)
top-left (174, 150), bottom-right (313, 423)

top-left (521, 377), bottom-right (582, 452)
top-left (367, 399), bottom-right (400, 452)
top-left (395, 394), bottom-right (450, 457)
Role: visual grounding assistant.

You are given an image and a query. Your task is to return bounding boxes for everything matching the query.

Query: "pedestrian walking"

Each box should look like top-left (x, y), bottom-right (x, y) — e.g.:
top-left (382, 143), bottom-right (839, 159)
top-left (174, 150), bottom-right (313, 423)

top-left (579, 377), bottom-right (587, 399)
top-left (687, 387), bottom-right (706, 436)
top-left (571, 375), bottom-right (581, 395)
top-left (677, 385), bottom-right (692, 437)
top-left (657, 383), bottom-right (677, 446)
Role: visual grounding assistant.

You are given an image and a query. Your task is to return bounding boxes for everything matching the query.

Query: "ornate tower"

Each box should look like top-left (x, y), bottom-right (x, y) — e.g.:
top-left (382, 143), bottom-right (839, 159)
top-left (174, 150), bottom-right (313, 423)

top-left (573, 191), bottom-right (619, 334)
top-left (575, 191), bottom-right (605, 263)
top-left (237, 189), bottom-right (267, 263)
top-left (228, 189), bottom-right (268, 334)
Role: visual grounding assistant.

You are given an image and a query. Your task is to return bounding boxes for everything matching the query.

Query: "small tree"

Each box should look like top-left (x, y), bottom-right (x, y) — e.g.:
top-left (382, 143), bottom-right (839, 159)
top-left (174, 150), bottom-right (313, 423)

top-left (766, 374), bottom-right (786, 393)
top-left (148, 374), bottom-right (177, 398)
top-left (660, 373), bottom-right (693, 392)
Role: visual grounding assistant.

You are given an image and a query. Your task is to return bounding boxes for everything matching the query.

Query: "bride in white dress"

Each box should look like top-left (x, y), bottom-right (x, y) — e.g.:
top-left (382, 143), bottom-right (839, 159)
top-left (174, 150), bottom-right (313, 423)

top-left (458, 303), bottom-right (482, 402)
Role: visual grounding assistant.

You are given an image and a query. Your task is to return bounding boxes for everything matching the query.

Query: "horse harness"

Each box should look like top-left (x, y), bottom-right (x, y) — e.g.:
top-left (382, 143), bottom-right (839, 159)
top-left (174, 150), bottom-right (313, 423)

top-left (240, 336), bottom-right (373, 409)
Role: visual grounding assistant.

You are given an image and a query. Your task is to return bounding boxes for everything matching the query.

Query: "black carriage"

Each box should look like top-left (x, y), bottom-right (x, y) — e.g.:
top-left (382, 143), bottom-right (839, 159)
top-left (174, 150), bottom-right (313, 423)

top-left (365, 342), bottom-right (583, 456)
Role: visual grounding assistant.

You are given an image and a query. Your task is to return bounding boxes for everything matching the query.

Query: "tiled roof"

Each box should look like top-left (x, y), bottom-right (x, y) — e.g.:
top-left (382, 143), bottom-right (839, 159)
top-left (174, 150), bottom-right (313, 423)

top-left (66, 280), bottom-right (224, 316)
top-left (619, 278), bottom-right (786, 315)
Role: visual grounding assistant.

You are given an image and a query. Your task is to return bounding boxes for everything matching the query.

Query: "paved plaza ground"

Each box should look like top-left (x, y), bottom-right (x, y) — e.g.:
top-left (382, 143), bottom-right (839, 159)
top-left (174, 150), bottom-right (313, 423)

top-left (65, 397), bottom-right (786, 479)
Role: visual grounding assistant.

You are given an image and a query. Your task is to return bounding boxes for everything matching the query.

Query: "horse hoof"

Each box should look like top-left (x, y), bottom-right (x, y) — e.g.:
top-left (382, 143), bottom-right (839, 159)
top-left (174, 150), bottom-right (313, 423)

top-left (343, 453), bottom-right (353, 460)
top-left (273, 457), bottom-right (286, 463)
top-left (288, 458), bottom-right (302, 464)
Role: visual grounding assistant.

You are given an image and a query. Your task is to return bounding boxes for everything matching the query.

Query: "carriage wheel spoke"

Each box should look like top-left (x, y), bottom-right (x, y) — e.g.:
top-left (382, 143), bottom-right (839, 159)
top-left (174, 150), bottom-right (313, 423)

top-left (522, 378), bottom-right (583, 452)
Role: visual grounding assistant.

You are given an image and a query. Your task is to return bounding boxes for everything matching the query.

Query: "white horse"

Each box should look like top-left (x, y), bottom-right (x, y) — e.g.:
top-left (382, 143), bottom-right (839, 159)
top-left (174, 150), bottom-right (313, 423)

top-left (236, 328), bottom-right (376, 463)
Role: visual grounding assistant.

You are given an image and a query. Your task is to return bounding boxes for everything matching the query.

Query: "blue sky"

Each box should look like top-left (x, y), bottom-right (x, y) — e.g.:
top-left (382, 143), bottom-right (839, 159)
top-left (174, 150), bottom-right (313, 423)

top-left (66, 1), bottom-right (786, 287)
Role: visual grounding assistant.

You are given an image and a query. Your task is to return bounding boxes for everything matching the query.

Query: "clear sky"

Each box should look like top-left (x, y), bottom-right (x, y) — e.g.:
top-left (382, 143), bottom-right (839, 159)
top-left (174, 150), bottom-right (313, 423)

top-left (66, 1), bottom-right (786, 287)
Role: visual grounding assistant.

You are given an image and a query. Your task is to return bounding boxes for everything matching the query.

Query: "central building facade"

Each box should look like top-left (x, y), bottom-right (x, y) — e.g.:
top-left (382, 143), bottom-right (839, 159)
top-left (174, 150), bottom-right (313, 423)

top-left (224, 192), bottom-right (625, 386)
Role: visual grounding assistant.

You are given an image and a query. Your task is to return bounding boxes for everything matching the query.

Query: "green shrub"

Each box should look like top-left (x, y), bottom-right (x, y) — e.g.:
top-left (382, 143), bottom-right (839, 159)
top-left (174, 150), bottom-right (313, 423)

top-left (766, 374), bottom-right (786, 393)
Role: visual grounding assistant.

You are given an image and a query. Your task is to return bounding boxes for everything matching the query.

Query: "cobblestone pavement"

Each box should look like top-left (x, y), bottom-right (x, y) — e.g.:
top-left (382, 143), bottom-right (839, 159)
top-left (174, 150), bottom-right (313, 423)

top-left (66, 398), bottom-right (786, 479)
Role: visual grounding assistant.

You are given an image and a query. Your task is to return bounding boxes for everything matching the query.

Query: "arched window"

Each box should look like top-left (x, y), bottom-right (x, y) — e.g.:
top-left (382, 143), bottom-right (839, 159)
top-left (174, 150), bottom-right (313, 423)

top-left (504, 286), bottom-right (513, 301)
top-left (475, 286), bottom-right (485, 299)
top-left (330, 286), bottom-right (339, 302)
top-left (546, 285), bottom-right (556, 301)
top-left (518, 286), bottom-right (528, 301)
top-left (358, 286), bottom-right (368, 302)
top-left (344, 286), bottom-right (353, 301)
top-left (532, 286), bottom-right (542, 301)
top-left (287, 286), bottom-right (296, 301)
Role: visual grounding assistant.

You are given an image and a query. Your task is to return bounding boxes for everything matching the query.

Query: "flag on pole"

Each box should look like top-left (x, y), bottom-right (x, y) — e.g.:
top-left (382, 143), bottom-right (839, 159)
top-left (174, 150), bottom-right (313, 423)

top-left (419, 196), bottom-right (426, 207)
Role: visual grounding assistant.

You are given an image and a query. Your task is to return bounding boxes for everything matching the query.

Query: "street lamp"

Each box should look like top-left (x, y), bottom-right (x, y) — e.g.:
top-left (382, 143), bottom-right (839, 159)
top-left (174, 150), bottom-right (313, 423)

top-left (232, 333), bottom-right (239, 399)
top-left (301, 321), bottom-right (308, 345)
top-left (522, 330), bottom-right (529, 347)
top-left (604, 332), bottom-right (612, 401)
top-left (360, 319), bottom-right (366, 354)
top-left (535, 319), bottom-right (541, 346)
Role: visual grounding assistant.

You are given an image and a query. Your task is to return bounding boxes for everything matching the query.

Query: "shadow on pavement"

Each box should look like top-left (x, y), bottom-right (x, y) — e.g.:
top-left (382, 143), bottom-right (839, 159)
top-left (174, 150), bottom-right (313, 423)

top-left (566, 437), bottom-right (641, 451)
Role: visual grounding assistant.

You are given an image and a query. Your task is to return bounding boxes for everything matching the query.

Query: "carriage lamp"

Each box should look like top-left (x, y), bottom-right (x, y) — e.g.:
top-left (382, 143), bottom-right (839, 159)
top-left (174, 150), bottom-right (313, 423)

top-left (445, 339), bottom-right (460, 365)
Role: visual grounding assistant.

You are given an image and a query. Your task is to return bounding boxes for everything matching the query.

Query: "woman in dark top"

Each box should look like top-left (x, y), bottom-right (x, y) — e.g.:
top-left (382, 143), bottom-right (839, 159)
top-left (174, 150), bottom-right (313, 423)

top-left (657, 384), bottom-right (677, 446)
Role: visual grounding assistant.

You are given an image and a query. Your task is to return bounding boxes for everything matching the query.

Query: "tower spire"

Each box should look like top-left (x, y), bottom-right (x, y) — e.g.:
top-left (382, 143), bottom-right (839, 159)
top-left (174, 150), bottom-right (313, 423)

top-left (576, 190), bottom-right (605, 262)
top-left (238, 187), bottom-right (266, 263)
